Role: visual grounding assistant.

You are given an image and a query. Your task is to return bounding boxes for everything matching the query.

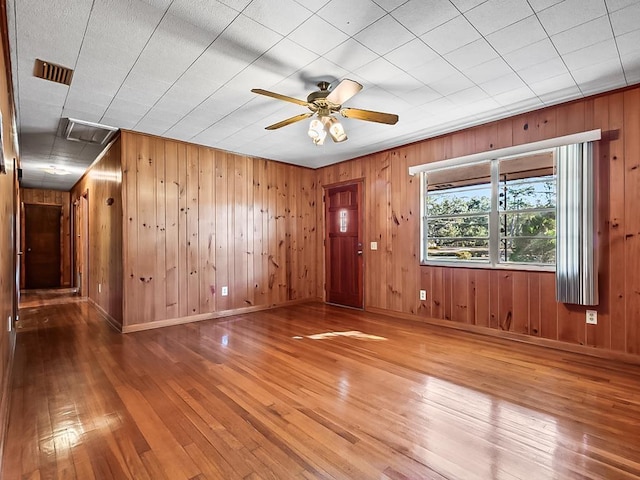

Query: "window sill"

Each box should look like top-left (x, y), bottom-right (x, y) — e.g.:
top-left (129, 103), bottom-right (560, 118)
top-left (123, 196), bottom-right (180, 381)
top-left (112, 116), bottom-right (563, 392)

top-left (420, 260), bottom-right (555, 273)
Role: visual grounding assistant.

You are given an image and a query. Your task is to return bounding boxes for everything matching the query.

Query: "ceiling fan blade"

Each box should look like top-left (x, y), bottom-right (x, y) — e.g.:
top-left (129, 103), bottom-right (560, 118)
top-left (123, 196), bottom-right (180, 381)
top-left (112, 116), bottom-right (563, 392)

top-left (326, 79), bottom-right (363, 105)
top-left (340, 108), bottom-right (399, 125)
top-left (251, 88), bottom-right (309, 107)
top-left (265, 113), bottom-right (313, 130)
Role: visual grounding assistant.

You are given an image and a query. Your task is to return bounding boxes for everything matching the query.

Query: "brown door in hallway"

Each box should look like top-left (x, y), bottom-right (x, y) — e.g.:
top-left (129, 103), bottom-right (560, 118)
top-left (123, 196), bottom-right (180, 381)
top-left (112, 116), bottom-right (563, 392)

top-left (24, 204), bottom-right (61, 289)
top-left (325, 182), bottom-right (363, 308)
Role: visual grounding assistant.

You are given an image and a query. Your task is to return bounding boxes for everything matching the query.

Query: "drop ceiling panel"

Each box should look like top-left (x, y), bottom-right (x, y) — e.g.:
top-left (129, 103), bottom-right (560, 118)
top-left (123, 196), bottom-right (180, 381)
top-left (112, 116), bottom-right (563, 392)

top-left (354, 15), bottom-right (415, 56)
top-left (244, 0), bottom-right (313, 35)
top-left (539, 0), bottom-right (608, 36)
top-left (317, 0), bottom-right (386, 36)
top-left (8, 0), bottom-right (640, 190)
top-left (391, 0), bottom-right (459, 37)
top-left (485, 15), bottom-right (548, 55)
top-left (288, 15), bottom-right (350, 56)
top-left (420, 16), bottom-right (481, 55)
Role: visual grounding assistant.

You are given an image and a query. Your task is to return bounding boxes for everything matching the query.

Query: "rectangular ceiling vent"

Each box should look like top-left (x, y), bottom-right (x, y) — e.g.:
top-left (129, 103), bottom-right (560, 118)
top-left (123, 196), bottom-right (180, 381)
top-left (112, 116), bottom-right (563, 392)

top-left (34, 59), bottom-right (74, 86)
top-left (62, 118), bottom-right (119, 145)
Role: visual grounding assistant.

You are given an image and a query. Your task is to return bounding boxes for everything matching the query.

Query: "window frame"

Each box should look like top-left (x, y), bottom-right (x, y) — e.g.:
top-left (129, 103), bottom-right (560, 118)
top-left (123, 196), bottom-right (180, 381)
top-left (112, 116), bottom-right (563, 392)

top-left (420, 150), bottom-right (557, 272)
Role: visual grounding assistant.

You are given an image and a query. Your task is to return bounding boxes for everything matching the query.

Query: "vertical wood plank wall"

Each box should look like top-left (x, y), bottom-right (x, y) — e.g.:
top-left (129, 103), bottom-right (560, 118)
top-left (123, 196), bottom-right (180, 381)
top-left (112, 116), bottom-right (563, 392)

top-left (70, 138), bottom-right (124, 326)
top-left (120, 131), bottom-right (318, 330)
top-left (0, 12), bottom-right (18, 465)
top-left (20, 189), bottom-right (71, 287)
top-left (316, 86), bottom-right (640, 357)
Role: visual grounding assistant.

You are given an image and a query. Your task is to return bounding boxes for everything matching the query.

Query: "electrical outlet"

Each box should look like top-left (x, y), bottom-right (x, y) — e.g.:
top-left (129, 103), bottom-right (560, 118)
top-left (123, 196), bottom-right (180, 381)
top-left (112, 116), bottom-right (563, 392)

top-left (98, 283), bottom-right (102, 293)
top-left (586, 310), bottom-right (597, 325)
top-left (221, 286), bottom-right (228, 296)
top-left (370, 241), bottom-right (378, 251)
top-left (419, 290), bottom-right (427, 301)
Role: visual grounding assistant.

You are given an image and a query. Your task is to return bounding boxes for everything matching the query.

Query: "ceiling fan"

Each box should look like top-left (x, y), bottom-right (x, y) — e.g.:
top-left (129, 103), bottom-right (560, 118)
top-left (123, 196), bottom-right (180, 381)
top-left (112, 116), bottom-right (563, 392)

top-left (251, 79), bottom-right (399, 145)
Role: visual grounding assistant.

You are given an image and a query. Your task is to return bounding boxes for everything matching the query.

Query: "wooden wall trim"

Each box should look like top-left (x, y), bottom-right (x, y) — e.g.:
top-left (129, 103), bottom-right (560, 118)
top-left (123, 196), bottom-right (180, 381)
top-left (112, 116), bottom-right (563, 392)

top-left (365, 306), bottom-right (640, 366)
top-left (87, 298), bottom-right (121, 333)
top-left (122, 297), bottom-right (321, 333)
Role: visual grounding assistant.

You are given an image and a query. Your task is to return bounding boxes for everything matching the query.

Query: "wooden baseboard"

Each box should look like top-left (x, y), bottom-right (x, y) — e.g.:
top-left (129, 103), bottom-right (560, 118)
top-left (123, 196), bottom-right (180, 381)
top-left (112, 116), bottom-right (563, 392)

top-left (87, 298), bottom-right (122, 333)
top-left (122, 297), bottom-right (322, 333)
top-left (0, 330), bottom-right (16, 473)
top-left (365, 306), bottom-right (640, 366)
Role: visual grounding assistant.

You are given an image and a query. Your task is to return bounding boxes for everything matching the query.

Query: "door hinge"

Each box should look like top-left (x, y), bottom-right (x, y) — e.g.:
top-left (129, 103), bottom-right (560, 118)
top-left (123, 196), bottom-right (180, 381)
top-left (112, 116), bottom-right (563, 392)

top-left (322, 195), bottom-right (325, 203)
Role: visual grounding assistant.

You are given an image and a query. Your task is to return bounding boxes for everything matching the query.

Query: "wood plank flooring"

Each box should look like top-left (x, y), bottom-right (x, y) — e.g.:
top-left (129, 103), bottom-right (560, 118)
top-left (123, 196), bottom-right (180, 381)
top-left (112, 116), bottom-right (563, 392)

top-left (3, 290), bottom-right (640, 479)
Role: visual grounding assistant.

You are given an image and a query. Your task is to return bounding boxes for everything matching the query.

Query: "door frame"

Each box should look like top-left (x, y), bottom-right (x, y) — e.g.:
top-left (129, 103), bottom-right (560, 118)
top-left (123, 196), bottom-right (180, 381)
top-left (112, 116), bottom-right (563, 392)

top-left (323, 179), bottom-right (365, 309)
top-left (72, 190), bottom-right (89, 296)
top-left (23, 203), bottom-right (63, 289)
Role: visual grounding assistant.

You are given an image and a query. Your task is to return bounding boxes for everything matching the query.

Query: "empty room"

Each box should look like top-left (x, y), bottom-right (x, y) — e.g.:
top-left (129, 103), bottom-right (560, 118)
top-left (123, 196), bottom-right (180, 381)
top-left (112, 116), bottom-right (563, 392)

top-left (1, 0), bottom-right (640, 478)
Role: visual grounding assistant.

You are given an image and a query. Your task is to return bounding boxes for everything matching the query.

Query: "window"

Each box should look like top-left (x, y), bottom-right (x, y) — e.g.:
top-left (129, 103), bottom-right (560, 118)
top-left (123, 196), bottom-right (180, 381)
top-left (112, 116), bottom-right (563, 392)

top-left (421, 148), bottom-right (557, 268)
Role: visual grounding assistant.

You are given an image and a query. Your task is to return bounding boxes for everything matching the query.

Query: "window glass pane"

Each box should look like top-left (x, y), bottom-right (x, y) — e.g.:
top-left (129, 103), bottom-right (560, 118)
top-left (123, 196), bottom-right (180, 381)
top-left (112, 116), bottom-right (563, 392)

top-left (500, 212), bottom-right (556, 238)
top-left (497, 150), bottom-right (556, 265)
top-left (427, 239), bottom-right (490, 261)
top-left (428, 216), bottom-right (489, 239)
top-left (426, 162), bottom-right (491, 216)
top-left (499, 237), bottom-right (556, 264)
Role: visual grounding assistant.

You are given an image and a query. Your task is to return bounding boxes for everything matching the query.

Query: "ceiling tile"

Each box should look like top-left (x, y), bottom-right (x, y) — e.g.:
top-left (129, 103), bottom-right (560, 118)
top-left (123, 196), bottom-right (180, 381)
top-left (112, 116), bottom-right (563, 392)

top-left (503, 38), bottom-right (559, 71)
top-left (605, 0), bottom-right (639, 12)
top-left (324, 39), bottom-right (379, 72)
top-left (445, 39), bottom-right (499, 71)
top-left (421, 15), bottom-right (481, 55)
top-left (480, 73), bottom-right (526, 96)
top-left (391, 0), bottom-right (459, 36)
top-left (243, 0), bottom-right (312, 35)
top-left (572, 58), bottom-right (625, 87)
top-left (412, 56), bottom-right (459, 83)
top-left (527, 0), bottom-right (563, 11)
top-left (294, 0), bottom-right (331, 12)
top-left (537, 0), bottom-right (608, 36)
top-left (430, 73), bottom-right (474, 96)
top-left (551, 15), bottom-right (613, 55)
top-left (486, 15), bottom-right (548, 55)
top-left (167, 0), bottom-right (237, 34)
top-left (384, 39), bottom-right (439, 71)
top-left (355, 57), bottom-right (407, 85)
top-left (317, 0), bottom-right (386, 35)
top-left (518, 56), bottom-right (568, 84)
top-left (449, 0), bottom-right (486, 12)
top-left (617, 29), bottom-right (640, 56)
top-left (562, 39), bottom-right (620, 71)
top-left (355, 14), bottom-right (415, 56)
top-left (217, 0), bottom-right (252, 10)
top-left (610, 1), bottom-right (640, 36)
top-left (464, 0), bottom-right (533, 35)
top-left (464, 57), bottom-right (514, 84)
top-left (372, 0), bottom-right (410, 11)
top-left (288, 15), bottom-right (350, 55)
top-left (529, 72), bottom-right (579, 97)
top-left (242, 0), bottom-right (312, 35)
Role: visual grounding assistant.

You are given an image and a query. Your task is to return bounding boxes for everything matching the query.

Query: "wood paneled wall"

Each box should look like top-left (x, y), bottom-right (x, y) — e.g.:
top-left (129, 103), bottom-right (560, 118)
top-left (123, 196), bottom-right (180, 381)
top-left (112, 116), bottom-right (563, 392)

top-left (120, 131), bottom-right (318, 330)
top-left (20, 189), bottom-right (71, 287)
top-left (317, 86), bottom-right (640, 358)
top-left (71, 138), bottom-right (123, 326)
top-left (0, 5), bottom-right (18, 467)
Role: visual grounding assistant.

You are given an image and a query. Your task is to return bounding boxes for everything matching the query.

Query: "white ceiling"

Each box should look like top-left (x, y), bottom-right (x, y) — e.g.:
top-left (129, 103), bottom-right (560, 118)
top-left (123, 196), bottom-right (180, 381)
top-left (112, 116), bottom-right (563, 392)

top-left (7, 0), bottom-right (640, 190)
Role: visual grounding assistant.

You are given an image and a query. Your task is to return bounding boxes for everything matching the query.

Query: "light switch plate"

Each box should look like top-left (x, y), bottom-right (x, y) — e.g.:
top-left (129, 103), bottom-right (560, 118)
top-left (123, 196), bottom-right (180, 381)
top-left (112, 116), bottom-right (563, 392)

top-left (221, 286), bottom-right (228, 296)
top-left (370, 242), bottom-right (378, 250)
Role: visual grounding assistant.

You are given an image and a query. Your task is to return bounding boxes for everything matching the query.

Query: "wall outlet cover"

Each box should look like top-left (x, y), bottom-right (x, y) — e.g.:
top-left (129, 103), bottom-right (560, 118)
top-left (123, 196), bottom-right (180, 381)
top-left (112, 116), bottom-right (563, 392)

top-left (419, 290), bottom-right (427, 301)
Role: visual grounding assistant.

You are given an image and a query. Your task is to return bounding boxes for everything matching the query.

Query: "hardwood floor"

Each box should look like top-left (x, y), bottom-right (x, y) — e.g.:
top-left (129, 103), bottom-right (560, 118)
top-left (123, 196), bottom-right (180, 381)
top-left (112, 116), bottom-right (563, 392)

top-left (3, 291), bottom-right (640, 479)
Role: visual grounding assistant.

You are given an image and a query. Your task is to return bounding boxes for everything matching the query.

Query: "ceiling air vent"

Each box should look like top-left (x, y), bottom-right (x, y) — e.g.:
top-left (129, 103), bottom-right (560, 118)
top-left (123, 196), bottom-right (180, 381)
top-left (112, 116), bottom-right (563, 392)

top-left (34, 59), bottom-right (74, 86)
top-left (61, 118), bottom-right (118, 145)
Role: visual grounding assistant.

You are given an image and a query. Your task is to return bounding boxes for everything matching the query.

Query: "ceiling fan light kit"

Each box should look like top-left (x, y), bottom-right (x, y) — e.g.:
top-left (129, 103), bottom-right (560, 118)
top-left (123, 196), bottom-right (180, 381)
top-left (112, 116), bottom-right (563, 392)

top-left (252, 79), bottom-right (398, 146)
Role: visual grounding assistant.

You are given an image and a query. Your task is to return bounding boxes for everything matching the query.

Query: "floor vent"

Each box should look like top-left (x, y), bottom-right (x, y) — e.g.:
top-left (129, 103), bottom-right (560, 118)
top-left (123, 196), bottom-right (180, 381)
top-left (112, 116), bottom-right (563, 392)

top-left (34, 59), bottom-right (74, 86)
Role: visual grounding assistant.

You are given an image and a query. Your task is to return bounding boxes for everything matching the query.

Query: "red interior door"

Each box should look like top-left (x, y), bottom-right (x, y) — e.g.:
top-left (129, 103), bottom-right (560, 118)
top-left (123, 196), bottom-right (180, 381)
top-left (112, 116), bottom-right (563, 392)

top-left (325, 182), bottom-right (363, 308)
